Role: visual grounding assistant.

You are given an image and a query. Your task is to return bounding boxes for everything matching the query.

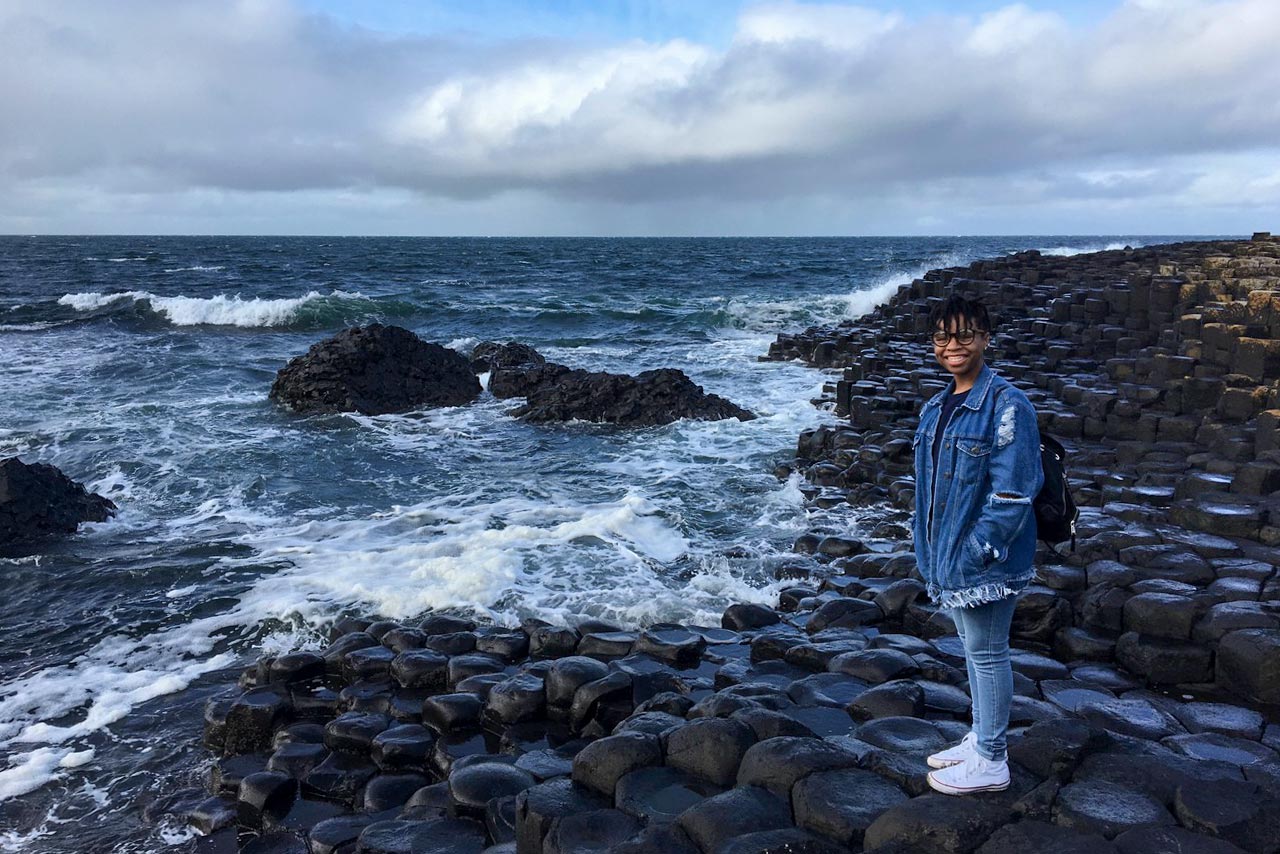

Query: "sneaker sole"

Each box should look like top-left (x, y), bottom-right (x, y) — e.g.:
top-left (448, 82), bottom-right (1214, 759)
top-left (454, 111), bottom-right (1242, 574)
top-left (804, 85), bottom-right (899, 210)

top-left (926, 772), bottom-right (1010, 796)
top-left (926, 754), bottom-right (968, 769)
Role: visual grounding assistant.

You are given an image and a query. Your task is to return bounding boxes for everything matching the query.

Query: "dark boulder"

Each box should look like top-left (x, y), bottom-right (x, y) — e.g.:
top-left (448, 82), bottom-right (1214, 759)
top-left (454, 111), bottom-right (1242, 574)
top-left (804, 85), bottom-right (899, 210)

top-left (792, 768), bottom-right (910, 847)
top-left (270, 324), bottom-right (481, 415)
top-left (488, 362), bottom-right (574, 399)
top-left (0, 457), bottom-right (115, 546)
top-left (470, 341), bottom-right (546, 374)
top-left (510, 367), bottom-right (754, 426)
top-left (676, 786), bottom-right (793, 854)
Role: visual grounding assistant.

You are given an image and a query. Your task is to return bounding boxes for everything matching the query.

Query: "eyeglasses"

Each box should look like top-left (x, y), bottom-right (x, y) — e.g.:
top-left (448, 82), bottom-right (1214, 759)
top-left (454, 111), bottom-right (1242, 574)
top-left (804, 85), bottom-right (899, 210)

top-left (930, 328), bottom-right (984, 346)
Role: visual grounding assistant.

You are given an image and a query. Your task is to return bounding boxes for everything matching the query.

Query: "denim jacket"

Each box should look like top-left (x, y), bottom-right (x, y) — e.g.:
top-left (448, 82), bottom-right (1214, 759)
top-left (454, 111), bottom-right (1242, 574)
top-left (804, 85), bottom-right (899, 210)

top-left (912, 364), bottom-right (1043, 609)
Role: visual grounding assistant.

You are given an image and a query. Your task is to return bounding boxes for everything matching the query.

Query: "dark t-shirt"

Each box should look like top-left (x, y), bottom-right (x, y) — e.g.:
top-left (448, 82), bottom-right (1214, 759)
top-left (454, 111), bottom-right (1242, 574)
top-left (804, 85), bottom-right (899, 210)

top-left (931, 386), bottom-right (967, 527)
top-left (931, 389), bottom-right (970, 469)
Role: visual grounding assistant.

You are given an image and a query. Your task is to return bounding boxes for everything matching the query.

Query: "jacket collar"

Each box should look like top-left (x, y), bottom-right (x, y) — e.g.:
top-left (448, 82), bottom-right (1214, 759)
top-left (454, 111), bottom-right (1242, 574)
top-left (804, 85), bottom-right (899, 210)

top-left (923, 363), bottom-right (995, 411)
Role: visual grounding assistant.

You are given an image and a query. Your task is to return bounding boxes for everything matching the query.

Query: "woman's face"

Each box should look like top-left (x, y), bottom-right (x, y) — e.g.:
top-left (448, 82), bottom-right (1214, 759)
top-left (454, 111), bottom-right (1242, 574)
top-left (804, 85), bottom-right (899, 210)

top-left (932, 315), bottom-right (988, 384)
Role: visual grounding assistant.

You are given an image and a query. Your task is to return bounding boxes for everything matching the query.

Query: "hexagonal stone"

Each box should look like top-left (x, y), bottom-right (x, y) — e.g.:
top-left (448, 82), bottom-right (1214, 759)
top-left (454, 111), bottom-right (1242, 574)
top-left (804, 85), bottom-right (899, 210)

top-left (785, 639), bottom-right (869, 672)
top-left (570, 731), bottom-right (663, 798)
top-left (827, 648), bottom-right (920, 683)
top-left (807, 598), bottom-right (884, 634)
top-left (485, 672), bottom-right (546, 726)
top-left (1041, 680), bottom-right (1116, 714)
top-left (1216, 629), bottom-right (1280, 705)
top-left (735, 736), bottom-right (861, 796)
top-left (1115, 632), bottom-right (1214, 684)
top-left (303, 752), bottom-right (378, 806)
top-left (1113, 826), bottom-right (1249, 854)
top-left (421, 693), bottom-right (483, 733)
top-left (370, 724), bottom-right (434, 771)
top-left (635, 628), bottom-right (707, 667)
top-left (1009, 649), bottom-right (1071, 681)
top-left (578, 631), bottom-right (638, 660)
top-left (475, 627), bottom-right (530, 661)
top-left (446, 761), bottom-right (537, 819)
top-left (544, 656), bottom-right (611, 707)
top-left (846, 679), bottom-right (925, 722)
top-left (1170, 702), bottom-right (1266, 740)
top-left (676, 786), bottom-right (792, 854)
top-left (1173, 779), bottom-right (1280, 853)
top-left (515, 778), bottom-right (608, 854)
top-left (354, 817), bottom-right (487, 854)
top-left (424, 632), bottom-right (478, 657)
top-left (787, 673), bottom-right (869, 708)
top-left (792, 767), bottom-right (909, 847)
top-left (1068, 664), bottom-right (1140, 694)
top-left (975, 820), bottom-right (1116, 854)
top-left (715, 828), bottom-right (846, 854)
top-left (1077, 698), bottom-right (1184, 740)
top-left (856, 716), bottom-right (947, 755)
top-left (1194, 602), bottom-right (1280, 643)
top-left (1053, 780), bottom-right (1175, 839)
top-left (611, 822), bottom-right (700, 854)
top-left (1163, 732), bottom-right (1279, 768)
top-left (309, 814), bottom-right (382, 854)
top-left (324, 712), bottom-right (391, 754)
top-left (1074, 750), bottom-right (1245, 806)
top-left (529, 625), bottom-right (581, 659)
top-left (1122, 593), bottom-right (1200, 640)
top-left (663, 717), bottom-right (756, 787)
top-left (389, 650), bottom-right (449, 689)
top-left (362, 773), bottom-right (429, 812)
top-left (543, 808), bottom-right (642, 854)
top-left (863, 793), bottom-right (1015, 853)
top-left (615, 765), bottom-right (723, 825)
top-left (1007, 718), bottom-right (1103, 781)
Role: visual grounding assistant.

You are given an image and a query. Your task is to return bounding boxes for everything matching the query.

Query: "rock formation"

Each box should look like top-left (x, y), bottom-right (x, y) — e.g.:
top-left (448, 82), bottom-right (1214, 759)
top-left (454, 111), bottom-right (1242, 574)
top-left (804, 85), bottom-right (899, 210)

top-left (0, 457), bottom-right (115, 546)
top-left (510, 367), bottom-right (755, 426)
top-left (270, 325), bottom-right (481, 415)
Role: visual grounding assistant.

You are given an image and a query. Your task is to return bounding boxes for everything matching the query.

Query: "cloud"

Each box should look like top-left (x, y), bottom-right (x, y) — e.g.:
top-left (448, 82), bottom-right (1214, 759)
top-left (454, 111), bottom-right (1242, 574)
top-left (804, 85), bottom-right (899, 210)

top-left (0, 0), bottom-right (1278, 233)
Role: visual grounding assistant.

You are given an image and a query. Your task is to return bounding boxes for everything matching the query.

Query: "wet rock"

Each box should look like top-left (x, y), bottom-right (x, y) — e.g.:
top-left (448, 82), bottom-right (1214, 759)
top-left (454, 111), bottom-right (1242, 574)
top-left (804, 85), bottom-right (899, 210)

top-left (1115, 632), bottom-right (1214, 684)
top-left (1077, 698), bottom-right (1184, 740)
top-left (1164, 732), bottom-right (1278, 768)
top-left (1170, 703), bottom-right (1267, 740)
top-left (212, 753), bottom-right (270, 796)
top-left (663, 717), bottom-right (756, 787)
top-left (1173, 779), bottom-right (1280, 853)
top-left (324, 712), bottom-right (392, 754)
top-left (542, 808), bottom-right (642, 854)
top-left (510, 367), bottom-right (754, 426)
top-left (828, 648), bottom-right (920, 683)
top-left (1195, 603), bottom-right (1280, 643)
top-left (421, 693), bottom-right (484, 733)
top-left (739, 734), bottom-right (860, 792)
top-left (322, 632), bottom-right (381, 673)
top-left (577, 631), bottom-right (637, 660)
top-left (787, 672), bottom-right (869, 707)
top-left (363, 773), bottom-right (430, 812)
top-left (485, 673), bottom-right (546, 726)
top-left (310, 814), bottom-right (383, 854)
top-left (1123, 593), bottom-right (1201, 639)
top-left (614, 711), bottom-right (686, 736)
top-left (611, 822), bottom-right (701, 854)
top-left (390, 650), bottom-right (449, 689)
top-left (976, 821), bottom-right (1116, 854)
top-left (863, 793), bottom-right (1015, 853)
top-left (635, 628), bottom-right (707, 667)
top-left (676, 785), bottom-right (793, 854)
top-left (354, 817), bottom-right (488, 853)
top-left (268, 652), bottom-right (327, 685)
top-left (0, 457), bottom-right (116, 546)
top-left (792, 767), bottom-right (910, 847)
top-left (304, 752), bottom-right (379, 805)
top-left (847, 679), bottom-right (925, 722)
top-left (1010, 587), bottom-right (1073, 644)
top-left (1074, 750), bottom-right (1244, 806)
top-left (225, 687), bottom-right (294, 755)
top-left (237, 771), bottom-right (298, 829)
top-left (381, 627), bottom-right (426, 653)
top-left (716, 828), bottom-right (846, 854)
top-left (569, 671), bottom-right (634, 734)
top-left (1053, 627), bottom-right (1117, 662)
top-left (368, 724), bottom-right (435, 772)
top-left (614, 765), bottom-right (723, 827)
top-left (722, 604), bottom-right (782, 631)
top-left (785, 639), bottom-right (869, 672)
top-left (267, 742), bottom-right (328, 779)
top-left (1216, 629), bottom-right (1280, 704)
top-left (189, 794), bottom-right (238, 835)
top-left (807, 598), bottom-right (884, 633)
top-left (343, 646), bottom-right (397, 682)
top-left (730, 707), bottom-right (819, 741)
top-left (1112, 826), bottom-right (1249, 854)
top-left (242, 831), bottom-right (309, 854)
top-left (856, 717), bottom-right (947, 755)
top-left (1041, 680), bottom-right (1117, 714)
top-left (1007, 718), bottom-right (1103, 781)
top-left (271, 324), bottom-right (481, 415)
top-left (570, 731), bottom-right (663, 797)
top-left (514, 778), bottom-right (608, 854)
top-left (546, 657), bottom-right (612, 707)
top-left (529, 626), bottom-right (582, 659)
top-left (1053, 780), bottom-right (1175, 839)
top-left (476, 628), bottom-right (531, 661)
top-left (449, 762), bottom-right (537, 818)
top-left (470, 341), bottom-right (546, 374)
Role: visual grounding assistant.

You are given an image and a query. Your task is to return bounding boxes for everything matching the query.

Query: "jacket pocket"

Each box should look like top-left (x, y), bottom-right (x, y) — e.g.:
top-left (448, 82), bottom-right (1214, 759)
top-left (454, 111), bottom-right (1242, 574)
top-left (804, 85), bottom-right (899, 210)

top-left (954, 437), bottom-right (991, 485)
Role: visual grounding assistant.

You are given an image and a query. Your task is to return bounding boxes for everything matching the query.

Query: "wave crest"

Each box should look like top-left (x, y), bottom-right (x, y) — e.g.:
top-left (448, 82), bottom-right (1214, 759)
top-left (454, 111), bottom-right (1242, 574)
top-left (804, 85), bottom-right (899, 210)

top-left (56, 290), bottom-right (371, 328)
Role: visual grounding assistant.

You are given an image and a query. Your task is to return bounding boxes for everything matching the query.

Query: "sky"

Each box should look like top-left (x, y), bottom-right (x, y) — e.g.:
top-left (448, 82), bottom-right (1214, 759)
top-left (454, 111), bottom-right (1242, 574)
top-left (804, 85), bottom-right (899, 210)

top-left (1, 0), bottom-right (1277, 236)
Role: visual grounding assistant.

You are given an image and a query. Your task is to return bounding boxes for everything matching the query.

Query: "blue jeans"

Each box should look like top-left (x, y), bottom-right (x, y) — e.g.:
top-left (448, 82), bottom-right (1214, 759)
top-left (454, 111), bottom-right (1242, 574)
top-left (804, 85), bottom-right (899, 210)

top-left (951, 593), bottom-right (1018, 761)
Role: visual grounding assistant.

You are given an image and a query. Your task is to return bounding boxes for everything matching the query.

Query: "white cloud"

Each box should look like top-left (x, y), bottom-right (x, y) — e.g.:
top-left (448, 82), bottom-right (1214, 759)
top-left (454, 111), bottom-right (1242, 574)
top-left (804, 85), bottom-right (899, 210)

top-left (0, 0), bottom-right (1278, 233)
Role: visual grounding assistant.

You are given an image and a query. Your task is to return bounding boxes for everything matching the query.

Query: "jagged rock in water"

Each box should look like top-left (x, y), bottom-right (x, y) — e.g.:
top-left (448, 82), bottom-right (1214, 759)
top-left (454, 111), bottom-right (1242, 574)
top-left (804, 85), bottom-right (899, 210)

top-left (270, 324), bottom-right (481, 415)
top-left (0, 457), bottom-right (115, 546)
top-left (469, 341), bottom-right (546, 374)
top-left (510, 367), bottom-right (754, 426)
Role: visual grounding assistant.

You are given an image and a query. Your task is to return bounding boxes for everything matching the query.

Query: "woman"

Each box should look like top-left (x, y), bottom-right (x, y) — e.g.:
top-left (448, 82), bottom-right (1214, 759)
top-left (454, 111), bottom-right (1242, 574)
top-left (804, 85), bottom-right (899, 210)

top-left (911, 294), bottom-right (1043, 795)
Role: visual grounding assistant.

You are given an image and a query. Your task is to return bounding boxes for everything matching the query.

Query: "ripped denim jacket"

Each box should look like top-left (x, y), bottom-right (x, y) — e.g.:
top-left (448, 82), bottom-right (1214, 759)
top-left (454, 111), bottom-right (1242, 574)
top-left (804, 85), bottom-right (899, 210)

top-left (912, 364), bottom-right (1044, 609)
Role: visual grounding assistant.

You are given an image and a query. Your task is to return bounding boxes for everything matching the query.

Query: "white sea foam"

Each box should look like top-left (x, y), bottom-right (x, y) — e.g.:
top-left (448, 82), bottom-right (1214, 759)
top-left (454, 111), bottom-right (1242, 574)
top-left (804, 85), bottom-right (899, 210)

top-left (1039, 241), bottom-right (1137, 256)
top-left (162, 265), bottom-right (226, 273)
top-left (0, 747), bottom-right (95, 800)
top-left (56, 290), bottom-right (368, 327)
top-left (446, 336), bottom-right (480, 354)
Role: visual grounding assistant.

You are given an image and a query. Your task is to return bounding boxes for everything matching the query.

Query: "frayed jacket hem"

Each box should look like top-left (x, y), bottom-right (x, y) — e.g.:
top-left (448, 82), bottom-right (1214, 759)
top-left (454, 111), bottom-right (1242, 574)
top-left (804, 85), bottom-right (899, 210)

top-left (927, 573), bottom-right (1033, 610)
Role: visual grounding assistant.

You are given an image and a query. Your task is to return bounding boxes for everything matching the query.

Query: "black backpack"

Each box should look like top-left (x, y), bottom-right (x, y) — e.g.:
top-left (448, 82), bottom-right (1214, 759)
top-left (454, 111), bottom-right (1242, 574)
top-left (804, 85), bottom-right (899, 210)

top-left (1035, 432), bottom-right (1078, 551)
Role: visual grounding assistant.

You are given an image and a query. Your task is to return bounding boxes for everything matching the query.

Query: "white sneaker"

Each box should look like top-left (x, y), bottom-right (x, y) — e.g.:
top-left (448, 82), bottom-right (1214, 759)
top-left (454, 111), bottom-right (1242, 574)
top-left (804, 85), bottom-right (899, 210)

top-left (927, 750), bottom-right (1010, 795)
top-left (926, 731), bottom-right (976, 769)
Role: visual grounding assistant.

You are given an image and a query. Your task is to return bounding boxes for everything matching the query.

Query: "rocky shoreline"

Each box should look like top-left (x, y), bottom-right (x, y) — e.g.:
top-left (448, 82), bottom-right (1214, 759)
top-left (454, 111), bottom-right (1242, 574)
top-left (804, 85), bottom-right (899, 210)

top-left (176, 237), bottom-right (1280, 854)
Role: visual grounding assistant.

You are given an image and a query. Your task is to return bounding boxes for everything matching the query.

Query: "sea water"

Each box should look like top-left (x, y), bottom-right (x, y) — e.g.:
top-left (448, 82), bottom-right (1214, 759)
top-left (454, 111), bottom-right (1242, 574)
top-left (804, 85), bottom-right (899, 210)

top-left (0, 234), bottom-right (1191, 850)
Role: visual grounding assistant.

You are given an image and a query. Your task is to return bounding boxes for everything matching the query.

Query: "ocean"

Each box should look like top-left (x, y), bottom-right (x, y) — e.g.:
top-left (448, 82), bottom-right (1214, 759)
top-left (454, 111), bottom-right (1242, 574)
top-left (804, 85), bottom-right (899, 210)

top-left (0, 234), bottom-right (1194, 851)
